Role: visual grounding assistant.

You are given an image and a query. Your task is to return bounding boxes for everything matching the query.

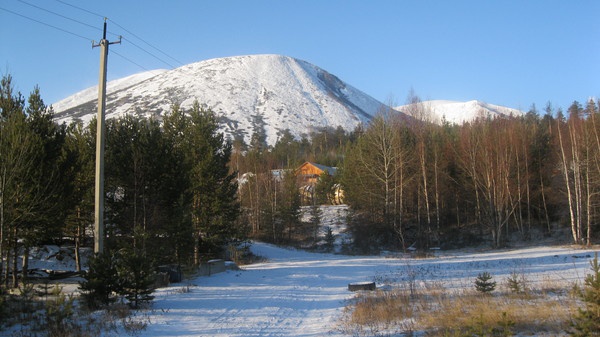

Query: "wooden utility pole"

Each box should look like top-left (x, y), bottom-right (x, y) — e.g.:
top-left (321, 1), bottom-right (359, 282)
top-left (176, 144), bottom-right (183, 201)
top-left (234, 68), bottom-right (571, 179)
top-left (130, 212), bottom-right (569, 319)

top-left (92, 19), bottom-right (120, 254)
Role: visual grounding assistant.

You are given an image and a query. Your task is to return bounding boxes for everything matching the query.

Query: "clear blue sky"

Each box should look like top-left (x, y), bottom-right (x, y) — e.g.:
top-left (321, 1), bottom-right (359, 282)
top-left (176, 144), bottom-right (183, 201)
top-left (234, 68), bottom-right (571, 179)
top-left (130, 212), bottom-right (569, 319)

top-left (1, 0), bottom-right (599, 112)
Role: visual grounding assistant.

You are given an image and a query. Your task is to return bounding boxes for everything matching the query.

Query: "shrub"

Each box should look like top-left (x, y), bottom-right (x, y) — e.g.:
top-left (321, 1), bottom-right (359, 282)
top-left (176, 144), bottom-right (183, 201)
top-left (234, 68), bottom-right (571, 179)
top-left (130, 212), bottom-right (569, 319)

top-left (506, 271), bottom-right (528, 294)
top-left (474, 272), bottom-right (496, 294)
top-left (44, 285), bottom-right (76, 334)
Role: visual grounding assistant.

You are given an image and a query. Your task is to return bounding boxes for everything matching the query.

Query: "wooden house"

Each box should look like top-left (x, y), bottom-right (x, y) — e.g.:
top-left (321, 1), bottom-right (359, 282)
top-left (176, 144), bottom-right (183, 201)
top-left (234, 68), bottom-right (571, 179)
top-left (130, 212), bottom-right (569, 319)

top-left (295, 162), bottom-right (337, 185)
top-left (295, 162), bottom-right (344, 205)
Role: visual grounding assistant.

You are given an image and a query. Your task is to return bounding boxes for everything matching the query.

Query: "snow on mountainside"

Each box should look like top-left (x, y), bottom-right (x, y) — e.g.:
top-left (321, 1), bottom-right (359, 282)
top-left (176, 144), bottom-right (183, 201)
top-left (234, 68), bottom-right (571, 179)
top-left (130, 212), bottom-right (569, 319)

top-left (53, 55), bottom-right (385, 146)
top-left (396, 99), bottom-right (523, 125)
top-left (52, 70), bottom-right (168, 112)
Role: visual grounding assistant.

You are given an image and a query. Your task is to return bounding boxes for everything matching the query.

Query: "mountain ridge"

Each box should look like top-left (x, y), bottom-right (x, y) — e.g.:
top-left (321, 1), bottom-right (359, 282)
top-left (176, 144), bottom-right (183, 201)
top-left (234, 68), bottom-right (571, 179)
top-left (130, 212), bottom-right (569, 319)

top-left (395, 99), bottom-right (523, 124)
top-left (53, 54), bottom-right (385, 146)
top-left (53, 54), bottom-right (522, 145)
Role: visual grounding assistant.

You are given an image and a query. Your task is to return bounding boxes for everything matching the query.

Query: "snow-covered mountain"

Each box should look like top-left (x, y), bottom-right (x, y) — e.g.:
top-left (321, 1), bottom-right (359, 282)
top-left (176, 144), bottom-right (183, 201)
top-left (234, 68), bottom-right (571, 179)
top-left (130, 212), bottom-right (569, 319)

top-left (53, 54), bottom-right (386, 146)
top-left (396, 100), bottom-right (523, 125)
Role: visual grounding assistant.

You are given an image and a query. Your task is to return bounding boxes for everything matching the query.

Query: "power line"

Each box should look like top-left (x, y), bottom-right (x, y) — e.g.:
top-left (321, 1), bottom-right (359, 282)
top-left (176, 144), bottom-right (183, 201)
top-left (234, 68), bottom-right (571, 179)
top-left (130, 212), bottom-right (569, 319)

top-left (111, 50), bottom-right (149, 71)
top-left (17, 0), bottom-right (103, 33)
top-left (122, 37), bottom-right (177, 69)
top-left (53, 0), bottom-right (104, 19)
top-left (110, 20), bottom-right (184, 67)
top-left (111, 50), bottom-right (151, 72)
top-left (52, 0), bottom-right (183, 68)
top-left (6, 0), bottom-right (183, 73)
top-left (0, 6), bottom-right (93, 41)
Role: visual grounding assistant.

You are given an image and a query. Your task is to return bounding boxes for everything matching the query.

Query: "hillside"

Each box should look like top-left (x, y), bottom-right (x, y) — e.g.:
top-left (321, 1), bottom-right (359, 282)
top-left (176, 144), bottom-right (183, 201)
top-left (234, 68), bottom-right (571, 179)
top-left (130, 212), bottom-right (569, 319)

top-left (53, 54), bottom-right (386, 146)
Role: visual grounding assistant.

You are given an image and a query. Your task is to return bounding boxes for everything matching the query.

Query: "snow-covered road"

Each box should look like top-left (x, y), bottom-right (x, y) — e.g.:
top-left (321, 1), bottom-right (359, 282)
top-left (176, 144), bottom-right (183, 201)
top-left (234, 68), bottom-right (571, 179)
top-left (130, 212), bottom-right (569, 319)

top-left (147, 244), bottom-right (386, 336)
top-left (144, 243), bottom-right (598, 337)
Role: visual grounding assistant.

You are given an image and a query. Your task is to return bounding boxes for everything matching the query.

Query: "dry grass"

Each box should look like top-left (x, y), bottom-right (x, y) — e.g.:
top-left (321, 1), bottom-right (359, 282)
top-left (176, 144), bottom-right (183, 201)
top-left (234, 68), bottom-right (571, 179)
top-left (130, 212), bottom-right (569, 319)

top-left (420, 290), bottom-right (577, 336)
top-left (340, 279), bottom-right (579, 337)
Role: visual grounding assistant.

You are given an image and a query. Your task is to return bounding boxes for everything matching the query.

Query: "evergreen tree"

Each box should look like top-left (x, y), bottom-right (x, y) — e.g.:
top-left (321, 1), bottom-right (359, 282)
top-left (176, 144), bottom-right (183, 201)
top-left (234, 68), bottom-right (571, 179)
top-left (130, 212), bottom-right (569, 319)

top-left (314, 171), bottom-right (336, 205)
top-left (309, 203), bottom-right (322, 242)
top-left (79, 253), bottom-right (120, 308)
top-left (0, 76), bottom-right (67, 287)
top-left (64, 121), bottom-right (95, 272)
top-left (571, 253), bottom-right (600, 336)
top-left (21, 87), bottom-right (71, 280)
top-left (162, 104), bottom-right (195, 265)
top-left (0, 75), bottom-right (27, 287)
top-left (277, 170), bottom-right (301, 243)
top-left (115, 248), bottom-right (156, 308)
top-left (324, 226), bottom-right (335, 251)
top-left (474, 272), bottom-right (497, 293)
top-left (184, 101), bottom-right (240, 264)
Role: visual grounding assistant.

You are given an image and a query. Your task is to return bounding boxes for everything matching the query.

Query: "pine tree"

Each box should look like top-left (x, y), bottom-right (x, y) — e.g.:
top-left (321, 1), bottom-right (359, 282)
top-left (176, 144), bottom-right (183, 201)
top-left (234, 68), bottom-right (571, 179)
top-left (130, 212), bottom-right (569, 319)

top-left (324, 226), bottom-right (335, 251)
top-left (184, 101), bottom-right (240, 264)
top-left (314, 171), bottom-right (335, 205)
top-left (161, 104), bottom-right (195, 265)
top-left (79, 253), bottom-right (120, 308)
top-left (21, 87), bottom-right (71, 282)
top-left (309, 203), bottom-right (322, 242)
top-left (475, 272), bottom-right (497, 293)
top-left (64, 121), bottom-right (95, 272)
top-left (0, 76), bottom-right (60, 287)
top-left (277, 170), bottom-right (301, 243)
top-left (116, 249), bottom-right (156, 308)
top-left (571, 253), bottom-right (600, 336)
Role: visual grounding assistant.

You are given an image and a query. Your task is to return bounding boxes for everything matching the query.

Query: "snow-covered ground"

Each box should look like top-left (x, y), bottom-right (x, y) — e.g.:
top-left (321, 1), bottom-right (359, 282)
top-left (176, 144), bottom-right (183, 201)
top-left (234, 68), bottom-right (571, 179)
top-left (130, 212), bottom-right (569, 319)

top-left (8, 204), bottom-right (599, 336)
top-left (142, 242), bottom-right (598, 337)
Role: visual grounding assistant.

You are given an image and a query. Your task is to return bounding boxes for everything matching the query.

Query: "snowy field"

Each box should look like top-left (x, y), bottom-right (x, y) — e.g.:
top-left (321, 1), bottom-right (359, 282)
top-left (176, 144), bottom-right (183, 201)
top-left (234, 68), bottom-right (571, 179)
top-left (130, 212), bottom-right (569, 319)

top-left (7, 205), bottom-right (598, 336)
top-left (142, 242), bottom-right (599, 337)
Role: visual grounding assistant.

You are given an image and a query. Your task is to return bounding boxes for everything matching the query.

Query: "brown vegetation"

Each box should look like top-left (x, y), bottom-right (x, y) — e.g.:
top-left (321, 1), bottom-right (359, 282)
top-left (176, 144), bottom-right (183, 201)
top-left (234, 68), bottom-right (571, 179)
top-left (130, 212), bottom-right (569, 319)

top-left (340, 276), bottom-right (579, 336)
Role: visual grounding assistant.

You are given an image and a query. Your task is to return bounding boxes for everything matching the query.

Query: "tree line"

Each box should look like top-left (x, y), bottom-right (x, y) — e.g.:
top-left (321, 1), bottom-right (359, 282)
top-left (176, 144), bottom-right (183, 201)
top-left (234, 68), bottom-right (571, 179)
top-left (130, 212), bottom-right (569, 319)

top-left (1, 73), bottom-right (597, 289)
top-left (341, 96), bottom-right (600, 252)
top-left (0, 75), bottom-right (239, 289)
top-left (232, 95), bottom-right (600, 253)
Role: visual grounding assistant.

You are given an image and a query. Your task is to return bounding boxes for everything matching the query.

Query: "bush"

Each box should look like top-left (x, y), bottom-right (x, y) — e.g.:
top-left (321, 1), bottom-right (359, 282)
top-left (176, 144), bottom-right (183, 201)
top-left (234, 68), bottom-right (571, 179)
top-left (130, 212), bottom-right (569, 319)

top-left (506, 272), bottom-right (528, 294)
top-left (474, 272), bottom-right (496, 294)
top-left (44, 285), bottom-right (76, 335)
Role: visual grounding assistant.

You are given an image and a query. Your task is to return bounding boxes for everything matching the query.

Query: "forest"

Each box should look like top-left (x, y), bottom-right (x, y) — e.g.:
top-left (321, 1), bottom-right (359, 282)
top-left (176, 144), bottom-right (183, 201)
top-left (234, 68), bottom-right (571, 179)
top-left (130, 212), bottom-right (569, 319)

top-left (1, 73), bottom-right (599, 291)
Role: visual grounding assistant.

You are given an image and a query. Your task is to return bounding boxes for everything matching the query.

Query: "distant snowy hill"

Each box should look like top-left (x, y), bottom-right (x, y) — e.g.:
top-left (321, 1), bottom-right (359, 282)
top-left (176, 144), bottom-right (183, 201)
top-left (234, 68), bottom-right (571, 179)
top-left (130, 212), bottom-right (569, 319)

top-left (396, 100), bottom-right (523, 125)
top-left (53, 54), bottom-right (386, 146)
